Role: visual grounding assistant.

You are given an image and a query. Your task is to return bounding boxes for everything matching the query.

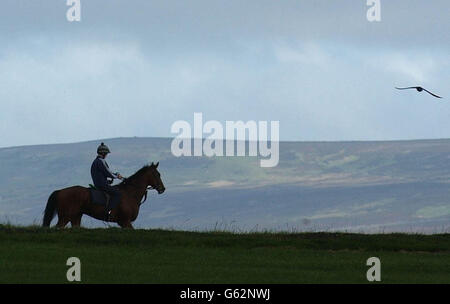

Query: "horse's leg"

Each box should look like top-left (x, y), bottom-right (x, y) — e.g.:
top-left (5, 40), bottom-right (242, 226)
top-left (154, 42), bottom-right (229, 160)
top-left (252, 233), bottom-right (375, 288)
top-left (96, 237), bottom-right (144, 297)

top-left (56, 216), bottom-right (69, 228)
top-left (118, 220), bottom-right (134, 229)
top-left (53, 186), bottom-right (87, 228)
top-left (70, 187), bottom-right (89, 228)
top-left (71, 214), bottom-right (82, 228)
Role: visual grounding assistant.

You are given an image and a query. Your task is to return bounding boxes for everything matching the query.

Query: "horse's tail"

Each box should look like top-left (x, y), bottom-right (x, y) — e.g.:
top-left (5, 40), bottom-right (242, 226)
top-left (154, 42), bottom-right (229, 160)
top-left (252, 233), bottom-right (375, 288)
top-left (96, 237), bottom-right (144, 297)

top-left (43, 190), bottom-right (59, 227)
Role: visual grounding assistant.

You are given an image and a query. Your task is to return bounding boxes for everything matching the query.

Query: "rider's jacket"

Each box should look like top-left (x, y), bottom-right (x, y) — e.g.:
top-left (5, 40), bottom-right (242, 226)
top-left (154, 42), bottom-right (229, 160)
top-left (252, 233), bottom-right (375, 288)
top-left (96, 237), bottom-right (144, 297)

top-left (90, 156), bottom-right (118, 188)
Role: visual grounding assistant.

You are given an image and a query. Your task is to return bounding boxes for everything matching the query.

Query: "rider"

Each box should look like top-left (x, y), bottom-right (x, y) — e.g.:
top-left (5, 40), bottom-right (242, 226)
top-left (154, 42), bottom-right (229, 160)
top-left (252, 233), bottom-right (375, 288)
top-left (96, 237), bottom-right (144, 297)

top-left (90, 142), bottom-right (123, 221)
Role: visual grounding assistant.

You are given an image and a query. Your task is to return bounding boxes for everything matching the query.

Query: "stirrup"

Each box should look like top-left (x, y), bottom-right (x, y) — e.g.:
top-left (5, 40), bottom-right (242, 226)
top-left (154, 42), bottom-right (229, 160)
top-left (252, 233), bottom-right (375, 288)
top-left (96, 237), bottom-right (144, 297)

top-left (104, 210), bottom-right (112, 221)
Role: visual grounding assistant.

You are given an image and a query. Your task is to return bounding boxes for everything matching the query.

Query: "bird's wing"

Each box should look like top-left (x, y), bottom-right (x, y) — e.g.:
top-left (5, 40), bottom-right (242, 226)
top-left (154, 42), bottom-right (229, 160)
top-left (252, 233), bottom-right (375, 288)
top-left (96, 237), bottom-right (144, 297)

top-left (395, 87), bottom-right (418, 90)
top-left (422, 89), bottom-right (443, 98)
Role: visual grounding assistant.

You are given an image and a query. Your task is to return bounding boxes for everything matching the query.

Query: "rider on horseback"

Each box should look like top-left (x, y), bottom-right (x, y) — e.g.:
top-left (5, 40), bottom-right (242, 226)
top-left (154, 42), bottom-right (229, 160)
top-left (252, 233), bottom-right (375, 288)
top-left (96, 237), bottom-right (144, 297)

top-left (91, 142), bottom-right (123, 221)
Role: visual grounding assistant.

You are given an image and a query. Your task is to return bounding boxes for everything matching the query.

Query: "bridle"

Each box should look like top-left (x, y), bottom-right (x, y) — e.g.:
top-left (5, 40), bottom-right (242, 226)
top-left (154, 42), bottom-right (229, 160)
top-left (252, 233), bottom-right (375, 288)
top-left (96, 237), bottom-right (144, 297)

top-left (148, 168), bottom-right (165, 193)
top-left (121, 169), bottom-right (164, 206)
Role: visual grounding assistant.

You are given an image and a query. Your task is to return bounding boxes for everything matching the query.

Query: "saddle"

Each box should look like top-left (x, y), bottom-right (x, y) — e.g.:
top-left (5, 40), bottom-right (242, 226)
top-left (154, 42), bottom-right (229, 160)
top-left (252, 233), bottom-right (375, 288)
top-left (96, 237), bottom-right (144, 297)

top-left (88, 184), bottom-right (110, 206)
top-left (88, 183), bottom-right (150, 207)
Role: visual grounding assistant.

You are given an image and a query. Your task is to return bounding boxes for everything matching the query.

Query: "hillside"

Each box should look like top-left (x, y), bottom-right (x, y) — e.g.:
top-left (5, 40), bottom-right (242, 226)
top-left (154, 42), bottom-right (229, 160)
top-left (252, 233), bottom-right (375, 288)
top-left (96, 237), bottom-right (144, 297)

top-left (0, 225), bottom-right (449, 284)
top-left (1, 137), bottom-right (450, 232)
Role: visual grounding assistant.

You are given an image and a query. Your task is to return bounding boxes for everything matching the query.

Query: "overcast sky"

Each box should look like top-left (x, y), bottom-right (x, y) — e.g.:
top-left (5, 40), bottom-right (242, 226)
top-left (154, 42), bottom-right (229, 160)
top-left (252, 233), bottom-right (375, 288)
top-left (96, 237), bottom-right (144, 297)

top-left (0, 0), bottom-right (449, 148)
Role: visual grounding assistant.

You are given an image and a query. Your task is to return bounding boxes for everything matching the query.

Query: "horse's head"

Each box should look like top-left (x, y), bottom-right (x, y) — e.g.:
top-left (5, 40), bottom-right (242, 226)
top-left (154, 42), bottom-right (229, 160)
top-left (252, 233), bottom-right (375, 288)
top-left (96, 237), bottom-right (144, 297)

top-left (146, 162), bottom-right (165, 194)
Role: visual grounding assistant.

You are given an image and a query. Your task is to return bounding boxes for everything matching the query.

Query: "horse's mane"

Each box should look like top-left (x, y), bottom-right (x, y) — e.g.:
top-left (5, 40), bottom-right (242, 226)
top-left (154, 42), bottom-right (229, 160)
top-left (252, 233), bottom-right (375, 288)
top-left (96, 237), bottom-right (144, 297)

top-left (119, 165), bottom-right (152, 187)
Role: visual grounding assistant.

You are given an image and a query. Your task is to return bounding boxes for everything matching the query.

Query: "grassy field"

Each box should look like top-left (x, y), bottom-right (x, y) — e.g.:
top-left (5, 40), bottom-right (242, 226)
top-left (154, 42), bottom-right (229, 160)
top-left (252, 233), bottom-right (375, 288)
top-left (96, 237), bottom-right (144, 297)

top-left (0, 225), bottom-right (449, 284)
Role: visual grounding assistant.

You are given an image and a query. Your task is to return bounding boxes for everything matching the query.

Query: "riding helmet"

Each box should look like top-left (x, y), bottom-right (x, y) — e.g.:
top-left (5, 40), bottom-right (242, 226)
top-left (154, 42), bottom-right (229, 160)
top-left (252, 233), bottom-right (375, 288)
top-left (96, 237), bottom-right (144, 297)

top-left (97, 142), bottom-right (111, 154)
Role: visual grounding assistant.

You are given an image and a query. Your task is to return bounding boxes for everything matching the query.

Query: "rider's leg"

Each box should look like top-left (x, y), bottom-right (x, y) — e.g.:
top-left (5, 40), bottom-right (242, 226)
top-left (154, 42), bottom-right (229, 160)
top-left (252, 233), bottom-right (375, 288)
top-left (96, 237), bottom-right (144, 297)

top-left (100, 186), bottom-right (121, 221)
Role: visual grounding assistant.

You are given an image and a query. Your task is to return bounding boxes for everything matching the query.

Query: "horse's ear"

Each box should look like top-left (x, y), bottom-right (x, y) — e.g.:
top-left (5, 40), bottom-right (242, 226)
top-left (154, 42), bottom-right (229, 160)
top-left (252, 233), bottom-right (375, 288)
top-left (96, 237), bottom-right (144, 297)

top-left (155, 162), bottom-right (159, 168)
top-left (151, 162), bottom-right (154, 167)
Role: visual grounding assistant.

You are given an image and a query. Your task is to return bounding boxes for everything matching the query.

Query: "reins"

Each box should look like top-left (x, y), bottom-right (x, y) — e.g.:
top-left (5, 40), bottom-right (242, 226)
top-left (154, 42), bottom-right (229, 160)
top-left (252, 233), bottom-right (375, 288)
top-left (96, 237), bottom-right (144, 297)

top-left (120, 178), bottom-right (155, 206)
top-left (140, 186), bottom-right (154, 206)
top-left (118, 165), bottom-right (163, 206)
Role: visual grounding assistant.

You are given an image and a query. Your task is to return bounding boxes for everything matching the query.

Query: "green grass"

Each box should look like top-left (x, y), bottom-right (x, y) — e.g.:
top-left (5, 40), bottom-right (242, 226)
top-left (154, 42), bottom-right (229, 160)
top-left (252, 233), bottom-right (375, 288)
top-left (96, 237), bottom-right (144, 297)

top-left (0, 225), bottom-right (449, 284)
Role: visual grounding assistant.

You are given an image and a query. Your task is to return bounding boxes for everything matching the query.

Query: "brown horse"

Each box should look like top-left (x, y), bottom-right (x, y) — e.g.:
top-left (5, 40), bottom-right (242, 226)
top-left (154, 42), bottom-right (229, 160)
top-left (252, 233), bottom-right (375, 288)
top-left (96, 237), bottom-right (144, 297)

top-left (42, 162), bottom-right (165, 229)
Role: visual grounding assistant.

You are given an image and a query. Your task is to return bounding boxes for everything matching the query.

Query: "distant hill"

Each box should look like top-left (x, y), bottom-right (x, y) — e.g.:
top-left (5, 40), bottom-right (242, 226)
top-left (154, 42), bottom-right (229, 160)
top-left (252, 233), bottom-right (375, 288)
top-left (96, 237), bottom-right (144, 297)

top-left (1, 137), bottom-right (449, 233)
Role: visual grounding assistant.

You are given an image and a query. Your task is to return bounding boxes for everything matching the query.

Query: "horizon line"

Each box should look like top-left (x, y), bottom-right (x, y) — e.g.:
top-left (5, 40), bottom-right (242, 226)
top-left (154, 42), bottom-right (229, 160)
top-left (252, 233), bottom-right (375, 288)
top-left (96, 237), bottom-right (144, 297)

top-left (2, 136), bottom-right (450, 150)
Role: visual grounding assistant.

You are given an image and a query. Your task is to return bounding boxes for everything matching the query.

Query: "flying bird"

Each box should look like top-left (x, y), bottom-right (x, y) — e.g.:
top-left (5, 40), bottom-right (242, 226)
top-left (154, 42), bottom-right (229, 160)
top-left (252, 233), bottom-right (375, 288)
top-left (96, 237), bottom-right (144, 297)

top-left (395, 86), bottom-right (443, 99)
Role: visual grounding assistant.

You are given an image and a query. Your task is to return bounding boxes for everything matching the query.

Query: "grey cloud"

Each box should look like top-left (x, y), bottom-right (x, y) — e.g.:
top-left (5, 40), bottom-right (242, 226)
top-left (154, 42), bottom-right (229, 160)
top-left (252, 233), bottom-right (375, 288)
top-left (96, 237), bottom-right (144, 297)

top-left (0, 1), bottom-right (449, 147)
top-left (1, 1), bottom-right (449, 48)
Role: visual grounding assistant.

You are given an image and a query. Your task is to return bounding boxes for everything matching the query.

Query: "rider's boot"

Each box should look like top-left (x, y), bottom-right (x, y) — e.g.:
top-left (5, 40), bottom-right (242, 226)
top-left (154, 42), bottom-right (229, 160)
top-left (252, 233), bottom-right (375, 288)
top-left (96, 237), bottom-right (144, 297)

top-left (104, 193), bottom-right (111, 221)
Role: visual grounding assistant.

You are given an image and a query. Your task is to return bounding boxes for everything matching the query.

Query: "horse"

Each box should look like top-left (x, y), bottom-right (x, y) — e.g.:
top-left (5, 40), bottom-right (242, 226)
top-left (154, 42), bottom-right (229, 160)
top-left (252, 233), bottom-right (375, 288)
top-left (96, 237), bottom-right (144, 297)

top-left (42, 162), bottom-right (165, 229)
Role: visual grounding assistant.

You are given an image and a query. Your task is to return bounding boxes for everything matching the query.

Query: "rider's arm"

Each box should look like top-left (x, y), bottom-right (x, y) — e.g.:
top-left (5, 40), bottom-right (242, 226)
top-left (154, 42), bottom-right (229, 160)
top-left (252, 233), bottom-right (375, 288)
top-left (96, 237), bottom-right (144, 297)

top-left (99, 158), bottom-right (118, 179)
